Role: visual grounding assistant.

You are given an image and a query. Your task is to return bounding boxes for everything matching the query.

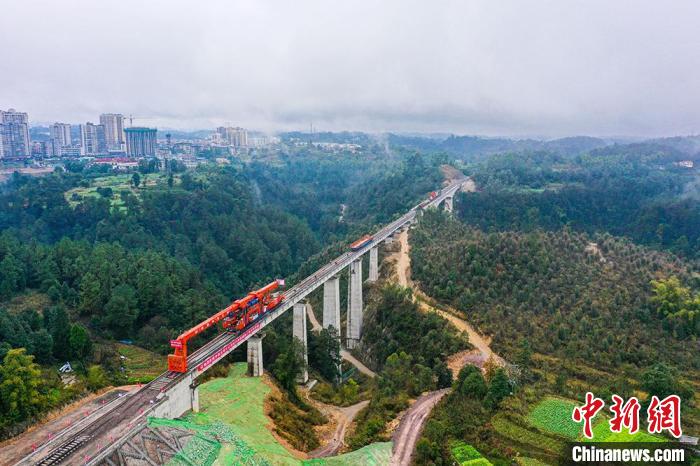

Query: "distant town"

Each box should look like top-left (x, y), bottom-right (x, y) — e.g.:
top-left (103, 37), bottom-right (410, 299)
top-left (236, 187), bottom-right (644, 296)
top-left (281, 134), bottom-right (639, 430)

top-left (0, 108), bottom-right (294, 178)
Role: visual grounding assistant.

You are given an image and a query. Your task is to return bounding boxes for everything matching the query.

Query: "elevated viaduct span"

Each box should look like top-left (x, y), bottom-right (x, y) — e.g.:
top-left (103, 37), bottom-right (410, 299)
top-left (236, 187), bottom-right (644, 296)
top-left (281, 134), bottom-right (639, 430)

top-left (17, 180), bottom-right (462, 466)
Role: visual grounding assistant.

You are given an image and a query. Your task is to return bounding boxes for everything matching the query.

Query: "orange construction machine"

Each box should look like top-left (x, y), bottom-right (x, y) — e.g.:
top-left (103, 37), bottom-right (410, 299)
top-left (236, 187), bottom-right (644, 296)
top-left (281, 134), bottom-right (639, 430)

top-left (167, 279), bottom-right (285, 373)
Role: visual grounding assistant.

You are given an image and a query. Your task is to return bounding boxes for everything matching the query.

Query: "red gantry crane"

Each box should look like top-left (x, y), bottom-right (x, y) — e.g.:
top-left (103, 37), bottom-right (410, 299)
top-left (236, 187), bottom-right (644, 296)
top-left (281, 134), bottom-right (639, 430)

top-left (168, 279), bottom-right (285, 373)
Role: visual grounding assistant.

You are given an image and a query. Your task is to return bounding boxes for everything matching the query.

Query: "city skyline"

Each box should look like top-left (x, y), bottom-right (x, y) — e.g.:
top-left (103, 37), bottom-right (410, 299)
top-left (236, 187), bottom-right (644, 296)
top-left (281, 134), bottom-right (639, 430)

top-left (2, 1), bottom-right (700, 138)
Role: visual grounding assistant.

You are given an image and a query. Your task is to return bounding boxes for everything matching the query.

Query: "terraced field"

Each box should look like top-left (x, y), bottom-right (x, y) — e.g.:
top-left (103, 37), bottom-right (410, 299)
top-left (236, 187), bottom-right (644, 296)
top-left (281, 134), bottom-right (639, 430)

top-left (117, 343), bottom-right (167, 383)
top-left (491, 414), bottom-right (566, 455)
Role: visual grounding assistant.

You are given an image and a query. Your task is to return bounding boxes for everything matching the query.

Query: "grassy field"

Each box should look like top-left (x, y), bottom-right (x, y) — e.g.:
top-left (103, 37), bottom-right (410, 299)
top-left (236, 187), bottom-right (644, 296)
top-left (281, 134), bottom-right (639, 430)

top-left (116, 343), bottom-right (167, 383)
top-left (515, 457), bottom-right (551, 466)
top-left (1, 291), bottom-right (51, 315)
top-left (64, 173), bottom-right (163, 209)
top-left (586, 421), bottom-right (663, 443)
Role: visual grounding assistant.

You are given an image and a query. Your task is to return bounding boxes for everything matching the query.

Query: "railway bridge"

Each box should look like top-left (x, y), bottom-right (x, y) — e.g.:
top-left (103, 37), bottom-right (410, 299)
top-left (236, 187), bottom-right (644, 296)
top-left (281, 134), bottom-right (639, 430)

top-left (17, 180), bottom-right (463, 466)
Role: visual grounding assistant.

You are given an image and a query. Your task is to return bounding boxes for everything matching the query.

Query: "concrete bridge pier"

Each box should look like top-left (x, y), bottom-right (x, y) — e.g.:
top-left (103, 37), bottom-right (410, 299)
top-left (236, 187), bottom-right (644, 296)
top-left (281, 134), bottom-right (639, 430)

top-left (293, 301), bottom-right (309, 383)
top-left (346, 259), bottom-right (363, 349)
top-left (368, 246), bottom-right (379, 282)
top-left (444, 195), bottom-right (454, 213)
top-left (247, 334), bottom-right (264, 377)
top-left (323, 275), bottom-right (341, 335)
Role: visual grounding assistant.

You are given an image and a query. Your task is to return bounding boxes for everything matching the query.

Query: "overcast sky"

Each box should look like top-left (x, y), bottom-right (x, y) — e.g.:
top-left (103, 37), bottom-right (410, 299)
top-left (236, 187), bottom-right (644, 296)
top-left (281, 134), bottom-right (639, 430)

top-left (2, 1), bottom-right (699, 137)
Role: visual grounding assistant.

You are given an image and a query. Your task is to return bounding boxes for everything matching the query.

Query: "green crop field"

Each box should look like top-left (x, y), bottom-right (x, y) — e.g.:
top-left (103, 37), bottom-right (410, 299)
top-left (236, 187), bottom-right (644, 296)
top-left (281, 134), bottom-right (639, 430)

top-left (450, 441), bottom-right (493, 466)
top-left (526, 397), bottom-right (581, 440)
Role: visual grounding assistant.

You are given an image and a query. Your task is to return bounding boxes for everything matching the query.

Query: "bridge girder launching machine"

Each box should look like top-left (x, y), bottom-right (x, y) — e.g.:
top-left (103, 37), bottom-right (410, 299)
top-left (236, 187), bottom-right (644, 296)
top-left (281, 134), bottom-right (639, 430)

top-left (167, 279), bottom-right (285, 373)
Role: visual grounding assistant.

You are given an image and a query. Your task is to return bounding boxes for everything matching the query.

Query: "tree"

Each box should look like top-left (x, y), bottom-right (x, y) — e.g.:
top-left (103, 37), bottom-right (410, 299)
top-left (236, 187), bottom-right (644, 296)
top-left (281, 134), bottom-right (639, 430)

top-left (29, 330), bottom-right (53, 364)
top-left (485, 368), bottom-right (511, 408)
top-left (69, 324), bottom-right (93, 362)
top-left (433, 358), bottom-right (453, 389)
top-left (515, 338), bottom-right (532, 368)
top-left (78, 272), bottom-right (102, 316)
top-left (0, 349), bottom-right (45, 423)
top-left (44, 305), bottom-right (71, 360)
top-left (271, 338), bottom-right (305, 398)
top-left (308, 327), bottom-right (341, 383)
top-left (131, 172), bottom-right (141, 188)
top-left (460, 370), bottom-right (488, 400)
top-left (641, 363), bottom-right (694, 403)
top-left (0, 253), bottom-right (25, 299)
top-left (104, 284), bottom-right (138, 338)
top-left (86, 365), bottom-right (108, 391)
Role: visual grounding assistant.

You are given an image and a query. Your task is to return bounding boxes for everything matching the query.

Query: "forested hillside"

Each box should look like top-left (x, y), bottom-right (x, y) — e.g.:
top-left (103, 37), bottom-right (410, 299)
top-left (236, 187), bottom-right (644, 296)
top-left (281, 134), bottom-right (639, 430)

top-left (459, 149), bottom-right (700, 259)
top-left (411, 211), bottom-right (698, 370)
top-left (411, 211), bottom-right (699, 465)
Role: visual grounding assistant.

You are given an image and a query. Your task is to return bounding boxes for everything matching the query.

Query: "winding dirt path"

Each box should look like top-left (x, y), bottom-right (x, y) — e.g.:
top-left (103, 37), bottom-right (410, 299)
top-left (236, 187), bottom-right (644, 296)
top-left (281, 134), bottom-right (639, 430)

top-left (395, 230), bottom-right (502, 369)
top-left (303, 303), bottom-right (374, 458)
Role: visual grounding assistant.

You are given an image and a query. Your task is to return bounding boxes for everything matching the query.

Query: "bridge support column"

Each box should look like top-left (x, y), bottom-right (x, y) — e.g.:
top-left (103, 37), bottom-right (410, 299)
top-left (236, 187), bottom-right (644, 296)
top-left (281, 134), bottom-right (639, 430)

top-left (247, 334), bottom-right (264, 377)
top-left (323, 275), bottom-right (341, 335)
top-left (346, 259), bottom-right (363, 349)
top-left (293, 301), bottom-right (309, 384)
top-left (444, 195), bottom-right (454, 214)
top-left (368, 247), bottom-right (379, 282)
top-left (191, 384), bottom-right (200, 413)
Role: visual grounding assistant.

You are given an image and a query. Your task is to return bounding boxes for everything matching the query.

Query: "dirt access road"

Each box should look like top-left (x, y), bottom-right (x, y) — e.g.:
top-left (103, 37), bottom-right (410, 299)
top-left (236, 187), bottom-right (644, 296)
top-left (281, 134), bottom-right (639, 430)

top-left (308, 399), bottom-right (370, 458)
top-left (390, 389), bottom-right (450, 466)
top-left (389, 184), bottom-right (507, 465)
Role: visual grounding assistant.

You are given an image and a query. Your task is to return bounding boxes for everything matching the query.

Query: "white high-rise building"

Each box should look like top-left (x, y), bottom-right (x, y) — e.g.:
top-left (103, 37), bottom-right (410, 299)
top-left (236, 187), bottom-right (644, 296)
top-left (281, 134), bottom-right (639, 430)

top-left (51, 123), bottom-right (72, 146)
top-left (0, 109), bottom-right (30, 159)
top-left (99, 113), bottom-right (125, 151)
top-left (80, 122), bottom-right (106, 156)
top-left (49, 123), bottom-right (72, 156)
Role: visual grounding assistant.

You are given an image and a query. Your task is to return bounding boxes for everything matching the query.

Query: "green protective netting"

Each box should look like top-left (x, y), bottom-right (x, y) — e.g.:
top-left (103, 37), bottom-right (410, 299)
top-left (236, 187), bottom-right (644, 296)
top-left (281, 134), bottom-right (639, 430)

top-left (150, 417), bottom-right (270, 465)
top-left (167, 433), bottom-right (220, 466)
top-left (154, 363), bottom-right (393, 465)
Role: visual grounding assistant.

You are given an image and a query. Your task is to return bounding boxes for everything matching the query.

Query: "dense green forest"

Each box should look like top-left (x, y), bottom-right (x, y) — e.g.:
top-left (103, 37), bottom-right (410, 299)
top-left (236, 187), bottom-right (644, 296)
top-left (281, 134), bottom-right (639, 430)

top-left (459, 149), bottom-right (700, 259)
top-left (411, 211), bottom-right (699, 370)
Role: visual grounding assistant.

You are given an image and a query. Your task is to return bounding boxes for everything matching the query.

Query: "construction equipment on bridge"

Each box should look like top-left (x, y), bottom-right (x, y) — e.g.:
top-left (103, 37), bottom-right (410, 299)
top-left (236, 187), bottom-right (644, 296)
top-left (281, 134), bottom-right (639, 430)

top-left (349, 234), bottom-right (373, 251)
top-left (168, 279), bottom-right (285, 373)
